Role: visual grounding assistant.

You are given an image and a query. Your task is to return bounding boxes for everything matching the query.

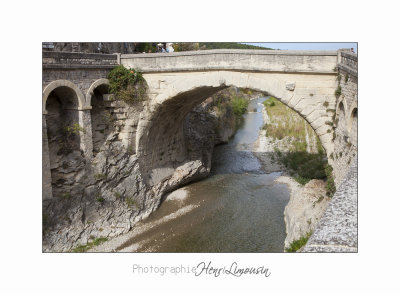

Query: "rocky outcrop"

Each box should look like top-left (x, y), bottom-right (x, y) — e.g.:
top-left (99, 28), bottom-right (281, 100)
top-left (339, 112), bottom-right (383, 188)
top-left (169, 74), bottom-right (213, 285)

top-left (276, 177), bottom-right (330, 249)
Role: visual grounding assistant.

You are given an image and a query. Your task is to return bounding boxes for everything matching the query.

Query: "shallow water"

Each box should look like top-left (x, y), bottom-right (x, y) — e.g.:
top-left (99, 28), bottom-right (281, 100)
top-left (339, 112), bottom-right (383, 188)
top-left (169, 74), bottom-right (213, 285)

top-left (118, 97), bottom-right (290, 252)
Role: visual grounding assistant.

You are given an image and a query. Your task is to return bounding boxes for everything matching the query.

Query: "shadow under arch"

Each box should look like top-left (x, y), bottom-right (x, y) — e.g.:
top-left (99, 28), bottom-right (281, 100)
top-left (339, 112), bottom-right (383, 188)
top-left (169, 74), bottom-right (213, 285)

top-left (86, 78), bottom-right (110, 108)
top-left (136, 74), bottom-right (332, 186)
top-left (348, 102), bottom-right (358, 145)
top-left (44, 81), bottom-right (86, 198)
top-left (43, 80), bottom-right (86, 114)
top-left (87, 79), bottom-right (116, 156)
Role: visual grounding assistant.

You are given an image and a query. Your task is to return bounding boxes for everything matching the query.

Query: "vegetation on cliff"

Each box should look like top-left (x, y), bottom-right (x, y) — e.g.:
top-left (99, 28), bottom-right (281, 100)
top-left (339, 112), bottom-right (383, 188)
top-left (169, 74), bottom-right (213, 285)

top-left (285, 231), bottom-right (312, 252)
top-left (107, 65), bottom-right (147, 103)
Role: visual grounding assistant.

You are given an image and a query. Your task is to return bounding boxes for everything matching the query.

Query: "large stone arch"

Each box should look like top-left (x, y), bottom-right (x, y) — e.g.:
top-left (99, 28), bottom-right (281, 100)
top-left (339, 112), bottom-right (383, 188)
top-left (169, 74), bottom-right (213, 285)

top-left (42, 80), bottom-right (86, 114)
top-left (136, 70), bottom-right (336, 185)
top-left (86, 78), bottom-right (110, 108)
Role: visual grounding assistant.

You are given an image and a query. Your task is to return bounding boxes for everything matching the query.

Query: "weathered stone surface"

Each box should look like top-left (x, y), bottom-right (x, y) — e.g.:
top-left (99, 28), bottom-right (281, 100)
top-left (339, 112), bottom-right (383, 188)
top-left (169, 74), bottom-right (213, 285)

top-left (278, 177), bottom-right (331, 249)
top-left (303, 156), bottom-right (358, 252)
top-left (286, 82), bottom-right (296, 91)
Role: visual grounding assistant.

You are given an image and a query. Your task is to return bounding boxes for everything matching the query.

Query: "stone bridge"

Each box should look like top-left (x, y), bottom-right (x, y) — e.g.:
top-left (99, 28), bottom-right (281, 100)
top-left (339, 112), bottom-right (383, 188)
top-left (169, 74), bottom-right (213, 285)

top-left (122, 50), bottom-right (341, 185)
top-left (42, 49), bottom-right (355, 197)
top-left (42, 48), bottom-right (358, 252)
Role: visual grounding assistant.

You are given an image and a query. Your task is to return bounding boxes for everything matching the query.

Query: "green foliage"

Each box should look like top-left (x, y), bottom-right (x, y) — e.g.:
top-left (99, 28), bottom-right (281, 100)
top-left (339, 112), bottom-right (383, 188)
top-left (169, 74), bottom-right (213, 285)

top-left (174, 43), bottom-right (200, 52)
top-left (335, 86), bottom-right (342, 98)
top-left (263, 98), bottom-right (277, 108)
top-left (316, 137), bottom-right (325, 154)
top-left (64, 123), bottom-right (85, 136)
top-left (107, 65), bottom-right (147, 104)
top-left (57, 123), bottom-right (85, 155)
top-left (114, 192), bottom-right (122, 199)
top-left (278, 152), bottom-right (327, 185)
top-left (61, 192), bottom-right (71, 199)
top-left (294, 176), bottom-right (310, 185)
top-left (332, 132), bottom-right (336, 141)
top-left (337, 74), bottom-right (342, 82)
top-left (95, 173), bottom-right (107, 181)
top-left (323, 101), bottom-right (329, 108)
top-left (126, 197), bottom-right (139, 209)
top-left (135, 43), bottom-right (156, 53)
top-left (324, 164), bottom-right (336, 197)
top-left (96, 196), bottom-right (105, 203)
top-left (313, 195), bottom-right (325, 207)
top-left (285, 231), bottom-right (312, 252)
top-left (199, 42), bottom-right (272, 50)
top-left (71, 237), bottom-right (108, 253)
top-left (231, 97), bottom-right (249, 117)
top-left (345, 74), bottom-right (349, 83)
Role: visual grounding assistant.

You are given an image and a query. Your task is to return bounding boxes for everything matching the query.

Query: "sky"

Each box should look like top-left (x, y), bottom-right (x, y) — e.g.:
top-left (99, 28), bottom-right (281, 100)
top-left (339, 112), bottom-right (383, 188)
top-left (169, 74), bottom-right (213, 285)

top-left (243, 42), bottom-right (357, 52)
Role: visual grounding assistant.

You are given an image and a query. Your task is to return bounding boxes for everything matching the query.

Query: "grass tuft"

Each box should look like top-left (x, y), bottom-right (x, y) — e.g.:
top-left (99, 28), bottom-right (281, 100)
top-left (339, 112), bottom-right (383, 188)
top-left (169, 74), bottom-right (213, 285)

top-left (285, 231), bottom-right (312, 252)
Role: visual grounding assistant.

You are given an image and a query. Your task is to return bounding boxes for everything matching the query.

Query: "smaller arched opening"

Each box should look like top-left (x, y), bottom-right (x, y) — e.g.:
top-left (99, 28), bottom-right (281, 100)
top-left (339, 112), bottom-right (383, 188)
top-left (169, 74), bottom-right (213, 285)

top-left (336, 100), bottom-right (347, 141)
top-left (349, 107), bottom-right (358, 145)
top-left (44, 82), bottom-right (86, 198)
top-left (87, 80), bottom-right (116, 156)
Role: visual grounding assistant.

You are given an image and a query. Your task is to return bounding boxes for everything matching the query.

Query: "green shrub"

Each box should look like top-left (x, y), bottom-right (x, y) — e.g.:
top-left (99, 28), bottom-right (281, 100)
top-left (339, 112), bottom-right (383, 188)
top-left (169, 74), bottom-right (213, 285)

top-left (96, 196), bottom-right (105, 203)
top-left (71, 237), bottom-right (108, 253)
top-left (107, 65), bottom-right (147, 104)
top-left (95, 173), bottom-right (107, 181)
top-left (285, 231), bottom-right (312, 252)
top-left (345, 74), bottom-right (349, 83)
top-left (278, 151), bottom-right (327, 185)
top-left (61, 192), bottom-right (71, 199)
top-left (64, 123), bottom-right (85, 136)
top-left (126, 197), bottom-right (139, 209)
top-left (231, 97), bottom-right (248, 116)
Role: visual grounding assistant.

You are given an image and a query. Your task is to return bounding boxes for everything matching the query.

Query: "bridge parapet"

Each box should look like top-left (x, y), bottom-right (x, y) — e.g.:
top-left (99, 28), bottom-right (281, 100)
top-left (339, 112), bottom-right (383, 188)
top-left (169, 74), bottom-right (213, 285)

top-left (42, 51), bottom-right (118, 69)
top-left (121, 49), bottom-right (338, 74)
top-left (338, 51), bottom-right (357, 78)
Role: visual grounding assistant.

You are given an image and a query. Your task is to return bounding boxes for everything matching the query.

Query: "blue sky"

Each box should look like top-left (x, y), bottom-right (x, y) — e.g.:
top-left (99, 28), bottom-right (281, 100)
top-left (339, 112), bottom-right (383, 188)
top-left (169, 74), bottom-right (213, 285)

top-left (243, 43), bottom-right (357, 52)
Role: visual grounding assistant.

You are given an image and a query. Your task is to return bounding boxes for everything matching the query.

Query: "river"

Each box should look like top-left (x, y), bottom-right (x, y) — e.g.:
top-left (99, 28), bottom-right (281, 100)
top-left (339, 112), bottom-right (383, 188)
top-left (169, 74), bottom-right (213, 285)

top-left (105, 96), bottom-right (290, 252)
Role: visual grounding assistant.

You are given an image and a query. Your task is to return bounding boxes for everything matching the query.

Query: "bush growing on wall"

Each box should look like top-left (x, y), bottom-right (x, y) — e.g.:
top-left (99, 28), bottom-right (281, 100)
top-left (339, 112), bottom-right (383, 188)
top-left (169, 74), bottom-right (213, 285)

top-left (107, 65), bottom-right (147, 104)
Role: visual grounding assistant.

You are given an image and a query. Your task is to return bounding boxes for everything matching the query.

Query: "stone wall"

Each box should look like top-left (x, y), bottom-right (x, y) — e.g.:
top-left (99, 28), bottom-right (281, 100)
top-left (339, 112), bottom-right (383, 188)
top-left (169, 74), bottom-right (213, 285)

top-left (302, 50), bottom-right (358, 252)
top-left (42, 52), bottom-right (117, 104)
top-left (44, 42), bottom-right (137, 54)
top-left (331, 50), bottom-right (358, 185)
